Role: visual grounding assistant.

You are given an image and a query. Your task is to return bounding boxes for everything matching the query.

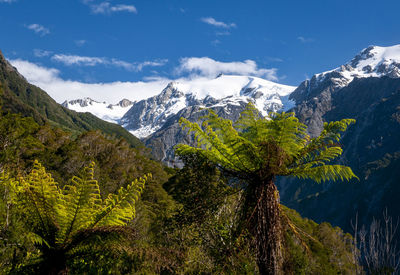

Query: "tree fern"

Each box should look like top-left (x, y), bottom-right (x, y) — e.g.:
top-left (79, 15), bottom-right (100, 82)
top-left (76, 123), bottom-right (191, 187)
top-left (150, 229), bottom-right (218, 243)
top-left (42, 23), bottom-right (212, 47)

top-left (57, 162), bottom-right (102, 244)
top-left (0, 160), bottom-right (149, 274)
top-left (175, 102), bottom-right (358, 274)
top-left (93, 174), bottom-right (148, 227)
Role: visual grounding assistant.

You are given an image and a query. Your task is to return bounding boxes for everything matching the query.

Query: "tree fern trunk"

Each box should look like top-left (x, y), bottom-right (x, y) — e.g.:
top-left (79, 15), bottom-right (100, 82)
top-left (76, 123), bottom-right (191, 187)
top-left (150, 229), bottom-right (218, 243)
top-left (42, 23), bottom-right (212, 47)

top-left (254, 178), bottom-right (283, 275)
top-left (42, 249), bottom-right (68, 275)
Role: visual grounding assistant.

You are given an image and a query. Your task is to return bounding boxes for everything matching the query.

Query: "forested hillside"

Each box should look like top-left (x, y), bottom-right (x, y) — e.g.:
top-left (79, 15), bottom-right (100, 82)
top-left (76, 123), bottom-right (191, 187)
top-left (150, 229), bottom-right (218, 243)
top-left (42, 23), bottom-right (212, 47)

top-left (0, 51), bottom-right (142, 148)
top-left (0, 102), bottom-right (359, 273)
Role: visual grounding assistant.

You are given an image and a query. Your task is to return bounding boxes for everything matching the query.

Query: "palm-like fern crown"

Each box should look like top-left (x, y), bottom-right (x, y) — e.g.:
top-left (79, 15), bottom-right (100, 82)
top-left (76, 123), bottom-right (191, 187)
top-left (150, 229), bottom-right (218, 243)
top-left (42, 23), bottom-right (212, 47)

top-left (175, 102), bottom-right (358, 183)
top-left (0, 161), bottom-right (149, 250)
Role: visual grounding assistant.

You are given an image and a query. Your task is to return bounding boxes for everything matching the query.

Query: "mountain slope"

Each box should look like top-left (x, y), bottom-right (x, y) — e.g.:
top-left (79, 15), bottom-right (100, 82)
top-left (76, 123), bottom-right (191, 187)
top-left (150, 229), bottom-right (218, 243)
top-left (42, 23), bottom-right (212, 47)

top-left (121, 75), bottom-right (295, 138)
top-left (117, 75), bottom-right (295, 163)
top-left (61, 97), bottom-right (133, 124)
top-left (0, 51), bottom-right (142, 148)
top-left (290, 45), bottom-right (400, 137)
top-left (61, 74), bottom-right (295, 164)
top-left (277, 46), bottom-right (400, 234)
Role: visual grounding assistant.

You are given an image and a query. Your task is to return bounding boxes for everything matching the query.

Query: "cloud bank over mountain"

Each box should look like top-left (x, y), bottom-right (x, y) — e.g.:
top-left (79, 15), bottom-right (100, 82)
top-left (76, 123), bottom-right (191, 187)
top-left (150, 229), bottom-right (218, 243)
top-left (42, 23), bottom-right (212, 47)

top-left (10, 56), bottom-right (279, 103)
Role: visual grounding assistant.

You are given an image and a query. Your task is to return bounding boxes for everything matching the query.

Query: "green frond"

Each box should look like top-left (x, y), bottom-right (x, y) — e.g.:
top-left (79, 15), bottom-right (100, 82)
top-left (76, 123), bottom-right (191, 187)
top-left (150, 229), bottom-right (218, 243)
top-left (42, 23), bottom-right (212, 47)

top-left (26, 232), bottom-right (51, 248)
top-left (67, 226), bottom-right (133, 253)
top-left (307, 119), bottom-right (355, 150)
top-left (178, 116), bottom-right (259, 173)
top-left (1, 160), bottom-right (148, 259)
top-left (1, 163), bottom-right (61, 243)
top-left (289, 165), bottom-right (359, 183)
top-left (0, 171), bottom-right (21, 204)
top-left (290, 146), bottom-right (343, 170)
top-left (15, 160), bottom-right (60, 242)
top-left (286, 118), bottom-right (357, 182)
top-left (57, 162), bottom-right (103, 244)
top-left (92, 173), bottom-right (149, 227)
top-left (176, 102), bottom-right (357, 184)
top-left (236, 103), bottom-right (309, 158)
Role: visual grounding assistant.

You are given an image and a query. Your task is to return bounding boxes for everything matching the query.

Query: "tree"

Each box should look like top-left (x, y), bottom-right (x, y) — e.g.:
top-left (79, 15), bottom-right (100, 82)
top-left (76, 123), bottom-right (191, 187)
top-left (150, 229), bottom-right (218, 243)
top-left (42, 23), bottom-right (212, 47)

top-left (0, 161), bottom-right (149, 274)
top-left (175, 103), bottom-right (358, 274)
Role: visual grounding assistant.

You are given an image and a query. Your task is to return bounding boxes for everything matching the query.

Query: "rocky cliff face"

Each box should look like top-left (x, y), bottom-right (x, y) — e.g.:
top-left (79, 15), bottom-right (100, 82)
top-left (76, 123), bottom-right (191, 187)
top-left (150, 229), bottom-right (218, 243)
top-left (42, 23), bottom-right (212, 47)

top-left (290, 45), bottom-right (400, 137)
top-left (143, 101), bottom-right (249, 165)
top-left (276, 46), bottom-right (400, 233)
top-left (120, 75), bottom-right (295, 138)
top-left (62, 98), bottom-right (133, 123)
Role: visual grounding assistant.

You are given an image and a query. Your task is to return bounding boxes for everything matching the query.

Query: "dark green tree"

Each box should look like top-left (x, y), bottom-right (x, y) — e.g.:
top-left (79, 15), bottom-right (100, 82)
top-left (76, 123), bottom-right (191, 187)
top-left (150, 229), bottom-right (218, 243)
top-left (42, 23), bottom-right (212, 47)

top-left (176, 103), bottom-right (358, 274)
top-left (0, 161), bottom-right (149, 274)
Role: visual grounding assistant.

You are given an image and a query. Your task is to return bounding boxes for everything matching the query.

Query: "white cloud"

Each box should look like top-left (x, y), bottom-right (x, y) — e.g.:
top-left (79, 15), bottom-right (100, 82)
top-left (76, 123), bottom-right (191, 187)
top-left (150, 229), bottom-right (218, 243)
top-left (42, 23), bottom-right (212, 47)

top-left (33, 49), bottom-right (52, 57)
top-left (75, 40), bottom-right (87, 47)
top-left (52, 54), bottom-right (106, 66)
top-left (51, 54), bottom-right (167, 71)
top-left (89, 2), bottom-right (137, 14)
top-left (9, 59), bottom-right (170, 103)
top-left (0, 0), bottom-right (16, 3)
top-left (10, 59), bottom-right (61, 83)
top-left (215, 31), bottom-right (231, 36)
top-left (201, 17), bottom-right (236, 29)
top-left (176, 57), bottom-right (278, 81)
top-left (297, 36), bottom-right (315, 43)
top-left (8, 57), bottom-right (280, 104)
top-left (266, 57), bottom-right (284, 63)
top-left (211, 39), bottom-right (221, 46)
top-left (135, 60), bottom-right (168, 71)
top-left (26, 24), bottom-right (50, 36)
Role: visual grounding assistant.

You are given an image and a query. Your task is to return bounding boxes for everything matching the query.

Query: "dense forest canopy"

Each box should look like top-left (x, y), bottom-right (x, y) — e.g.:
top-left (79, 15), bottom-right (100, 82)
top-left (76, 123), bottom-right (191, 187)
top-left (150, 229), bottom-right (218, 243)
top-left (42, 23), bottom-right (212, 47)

top-left (0, 99), bottom-right (363, 274)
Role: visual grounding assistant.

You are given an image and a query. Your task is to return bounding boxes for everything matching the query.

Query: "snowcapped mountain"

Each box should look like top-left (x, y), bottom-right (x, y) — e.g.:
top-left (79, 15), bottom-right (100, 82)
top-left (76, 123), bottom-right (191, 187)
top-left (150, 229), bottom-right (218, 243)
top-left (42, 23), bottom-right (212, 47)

top-left (61, 74), bottom-right (295, 163)
top-left (63, 45), bottom-right (400, 148)
top-left (61, 98), bottom-right (133, 123)
top-left (277, 46), bottom-right (400, 237)
top-left (289, 45), bottom-right (400, 137)
top-left (62, 75), bottom-right (295, 138)
top-left (121, 75), bottom-right (295, 138)
top-left (304, 45), bottom-right (400, 92)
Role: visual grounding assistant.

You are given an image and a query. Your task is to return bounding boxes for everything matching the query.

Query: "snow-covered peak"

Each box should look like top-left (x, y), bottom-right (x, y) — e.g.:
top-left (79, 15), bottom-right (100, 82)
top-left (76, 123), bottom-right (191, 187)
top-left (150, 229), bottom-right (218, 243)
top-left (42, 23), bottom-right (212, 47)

top-left (120, 75), bottom-right (296, 138)
top-left (350, 45), bottom-right (400, 71)
top-left (168, 75), bottom-right (294, 100)
top-left (314, 45), bottom-right (400, 88)
top-left (62, 98), bottom-right (133, 123)
top-left (62, 97), bottom-right (103, 108)
top-left (62, 75), bottom-right (296, 138)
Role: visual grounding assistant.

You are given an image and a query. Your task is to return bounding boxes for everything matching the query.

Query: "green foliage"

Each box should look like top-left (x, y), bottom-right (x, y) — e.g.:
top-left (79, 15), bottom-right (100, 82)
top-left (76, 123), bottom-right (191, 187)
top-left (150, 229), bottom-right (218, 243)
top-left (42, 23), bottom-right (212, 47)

top-left (162, 152), bottom-right (257, 274)
top-left (164, 152), bottom-right (232, 224)
top-left (0, 64), bottom-right (142, 147)
top-left (0, 161), bottom-right (148, 273)
top-left (282, 206), bottom-right (358, 274)
top-left (161, 153), bottom-right (358, 274)
top-left (0, 90), bottom-right (361, 273)
top-left (176, 102), bottom-right (358, 183)
top-left (176, 102), bottom-right (357, 273)
top-left (0, 110), bottom-right (180, 273)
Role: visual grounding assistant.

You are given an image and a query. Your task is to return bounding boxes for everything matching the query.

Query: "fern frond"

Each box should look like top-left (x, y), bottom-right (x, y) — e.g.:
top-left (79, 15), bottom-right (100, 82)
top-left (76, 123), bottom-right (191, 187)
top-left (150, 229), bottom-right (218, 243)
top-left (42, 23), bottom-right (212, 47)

top-left (289, 165), bottom-right (358, 183)
top-left (177, 116), bottom-right (259, 173)
top-left (289, 146), bottom-right (343, 170)
top-left (236, 103), bottom-right (309, 161)
top-left (66, 226), bottom-right (133, 253)
top-left (57, 162), bottom-right (102, 244)
top-left (26, 232), bottom-right (51, 248)
top-left (176, 102), bottom-right (357, 184)
top-left (16, 160), bottom-right (60, 243)
top-left (92, 174), bottom-right (149, 227)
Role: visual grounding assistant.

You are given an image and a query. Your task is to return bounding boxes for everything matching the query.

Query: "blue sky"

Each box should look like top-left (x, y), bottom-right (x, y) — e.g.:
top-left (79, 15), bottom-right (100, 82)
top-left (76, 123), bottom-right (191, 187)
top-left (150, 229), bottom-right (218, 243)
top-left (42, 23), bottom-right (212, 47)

top-left (1, 0), bottom-right (400, 102)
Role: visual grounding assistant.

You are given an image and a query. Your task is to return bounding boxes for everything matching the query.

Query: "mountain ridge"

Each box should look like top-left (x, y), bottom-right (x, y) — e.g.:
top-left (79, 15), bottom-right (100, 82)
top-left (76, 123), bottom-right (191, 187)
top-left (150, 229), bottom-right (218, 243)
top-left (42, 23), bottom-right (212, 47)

top-left (0, 50), bottom-right (143, 148)
top-left (65, 75), bottom-right (296, 138)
